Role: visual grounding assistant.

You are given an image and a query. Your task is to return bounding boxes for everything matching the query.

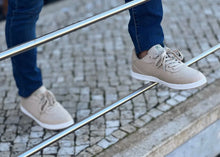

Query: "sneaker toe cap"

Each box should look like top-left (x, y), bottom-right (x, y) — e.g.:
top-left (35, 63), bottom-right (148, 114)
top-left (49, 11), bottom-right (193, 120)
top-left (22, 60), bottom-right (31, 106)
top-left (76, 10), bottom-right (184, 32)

top-left (41, 106), bottom-right (73, 125)
top-left (171, 67), bottom-right (207, 85)
top-left (188, 68), bottom-right (206, 83)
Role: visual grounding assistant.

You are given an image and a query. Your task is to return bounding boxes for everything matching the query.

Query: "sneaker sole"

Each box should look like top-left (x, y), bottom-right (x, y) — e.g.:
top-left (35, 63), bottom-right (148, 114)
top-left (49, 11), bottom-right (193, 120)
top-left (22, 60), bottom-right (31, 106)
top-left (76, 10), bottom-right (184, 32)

top-left (131, 70), bottom-right (207, 90)
top-left (20, 105), bottom-right (74, 130)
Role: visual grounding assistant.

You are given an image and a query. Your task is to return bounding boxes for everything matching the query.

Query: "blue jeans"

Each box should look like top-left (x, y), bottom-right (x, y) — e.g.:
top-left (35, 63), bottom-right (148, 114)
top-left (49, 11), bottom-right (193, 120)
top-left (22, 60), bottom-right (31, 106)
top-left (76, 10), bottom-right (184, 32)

top-left (6, 0), bottom-right (43, 97)
top-left (125, 0), bottom-right (164, 54)
top-left (5, 0), bottom-right (164, 97)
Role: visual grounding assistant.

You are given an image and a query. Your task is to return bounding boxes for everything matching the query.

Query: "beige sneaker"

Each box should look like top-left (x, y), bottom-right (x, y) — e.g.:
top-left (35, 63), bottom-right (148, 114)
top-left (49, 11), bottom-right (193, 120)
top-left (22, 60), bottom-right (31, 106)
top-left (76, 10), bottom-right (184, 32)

top-left (131, 45), bottom-right (207, 90)
top-left (20, 86), bottom-right (74, 130)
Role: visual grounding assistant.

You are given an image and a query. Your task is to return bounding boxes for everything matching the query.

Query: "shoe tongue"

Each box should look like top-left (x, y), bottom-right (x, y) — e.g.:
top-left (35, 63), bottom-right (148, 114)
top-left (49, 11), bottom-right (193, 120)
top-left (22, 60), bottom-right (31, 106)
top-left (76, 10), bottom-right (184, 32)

top-left (148, 44), bottom-right (165, 56)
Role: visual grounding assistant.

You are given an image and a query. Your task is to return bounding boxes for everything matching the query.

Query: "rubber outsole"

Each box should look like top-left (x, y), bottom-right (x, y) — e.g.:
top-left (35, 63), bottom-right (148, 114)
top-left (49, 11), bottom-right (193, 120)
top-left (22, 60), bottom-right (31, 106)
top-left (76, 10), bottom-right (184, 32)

top-left (131, 70), bottom-right (207, 90)
top-left (20, 105), bottom-right (74, 130)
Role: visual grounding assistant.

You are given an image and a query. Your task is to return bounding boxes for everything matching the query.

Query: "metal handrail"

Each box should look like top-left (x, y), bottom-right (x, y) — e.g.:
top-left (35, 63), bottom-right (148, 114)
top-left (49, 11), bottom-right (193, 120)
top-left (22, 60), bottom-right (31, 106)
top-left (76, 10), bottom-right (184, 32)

top-left (0, 0), bottom-right (149, 61)
top-left (18, 43), bottom-right (220, 157)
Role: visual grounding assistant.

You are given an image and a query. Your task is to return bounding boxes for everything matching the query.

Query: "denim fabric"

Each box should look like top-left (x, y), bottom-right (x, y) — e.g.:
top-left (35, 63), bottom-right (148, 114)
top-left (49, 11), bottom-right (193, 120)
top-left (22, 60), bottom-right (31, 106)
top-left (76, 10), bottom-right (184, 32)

top-left (5, 0), bottom-right (43, 97)
top-left (125, 0), bottom-right (164, 54)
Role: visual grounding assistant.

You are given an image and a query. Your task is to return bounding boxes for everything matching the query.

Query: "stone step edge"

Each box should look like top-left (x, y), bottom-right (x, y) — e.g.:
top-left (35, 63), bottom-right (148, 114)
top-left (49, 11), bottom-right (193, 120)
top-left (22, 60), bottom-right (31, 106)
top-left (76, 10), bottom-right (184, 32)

top-left (97, 79), bottom-right (220, 157)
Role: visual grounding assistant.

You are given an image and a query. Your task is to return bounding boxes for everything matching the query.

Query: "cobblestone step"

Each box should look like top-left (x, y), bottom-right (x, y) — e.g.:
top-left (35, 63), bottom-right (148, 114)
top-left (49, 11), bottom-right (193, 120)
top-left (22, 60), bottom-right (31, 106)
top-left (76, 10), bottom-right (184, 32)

top-left (97, 79), bottom-right (220, 157)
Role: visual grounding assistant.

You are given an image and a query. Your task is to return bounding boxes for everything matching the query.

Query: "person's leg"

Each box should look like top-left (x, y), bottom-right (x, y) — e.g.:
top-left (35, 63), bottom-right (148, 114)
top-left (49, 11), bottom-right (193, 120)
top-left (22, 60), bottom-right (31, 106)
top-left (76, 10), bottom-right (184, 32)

top-left (125, 0), bottom-right (206, 89)
top-left (6, 0), bottom-right (43, 97)
top-left (5, 0), bottom-right (74, 130)
top-left (125, 0), bottom-right (164, 55)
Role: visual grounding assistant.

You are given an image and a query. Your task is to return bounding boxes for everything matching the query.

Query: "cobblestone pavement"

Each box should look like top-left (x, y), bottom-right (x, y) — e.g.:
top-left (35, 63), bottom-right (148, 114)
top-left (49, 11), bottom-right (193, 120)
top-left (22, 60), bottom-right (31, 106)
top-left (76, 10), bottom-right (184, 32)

top-left (0, 0), bottom-right (219, 156)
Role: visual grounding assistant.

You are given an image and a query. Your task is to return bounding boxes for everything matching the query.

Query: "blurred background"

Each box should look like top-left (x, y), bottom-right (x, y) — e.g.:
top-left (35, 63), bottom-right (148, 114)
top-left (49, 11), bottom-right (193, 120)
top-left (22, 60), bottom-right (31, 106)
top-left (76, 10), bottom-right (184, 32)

top-left (0, 0), bottom-right (60, 21)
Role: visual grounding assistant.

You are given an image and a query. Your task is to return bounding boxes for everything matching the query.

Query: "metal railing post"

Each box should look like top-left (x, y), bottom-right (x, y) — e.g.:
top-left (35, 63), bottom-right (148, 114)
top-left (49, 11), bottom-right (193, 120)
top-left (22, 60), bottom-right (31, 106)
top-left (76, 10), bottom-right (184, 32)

top-left (18, 43), bottom-right (220, 157)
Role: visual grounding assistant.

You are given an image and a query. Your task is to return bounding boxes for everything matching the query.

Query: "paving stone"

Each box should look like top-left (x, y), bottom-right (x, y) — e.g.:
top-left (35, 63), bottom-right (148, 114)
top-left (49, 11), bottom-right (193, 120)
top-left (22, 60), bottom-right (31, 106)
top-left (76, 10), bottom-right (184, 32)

top-left (157, 103), bottom-right (172, 112)
top-left (76, 135), bottom-right (90, 145)
top-left (132, 95), bottom-right (146, 105)
top-left (166, 98), bottom-right (179, 107)
top-left (207, 75), bottom-right (216, 84)
top-left (90, 136), bottom-right (103, 145)
top-left (106, 135), bottom-right (119, 144)
top-left (148, 108), bottom-right (163, 118)
top-left (106, 120), bottom-right (120, 128)
top-left (132, 119), bottom-right (146, 128)
top-left (180, 91), bottom-right (192, 98)
top-left (120, 119), bottom-right (133, 126)
top-left (75, 126), bottom-right (90, 136)
top-left (76, 150), bottom-right (93, 157)
top-left (105, 110), bottom-right (119, 120)
top-left (5, 116), bottom-right (19, 124)
top-left (120, 124), bottom-right (137, 134)
top-left (17, 124), bottom-right (31, 135)
top-left (120, 110), bottom-right (133, 119)
top-left (1, 131), bottom-right (16, 142)
top-left (90, 118), bottom-right (105, 131)
top-left (0, 124), bottom-right (5, 135)
top-left (76, 109), bottom-right (90, 120)
top-left (58, 139), bottom-right (74, 147)
top-left (90, 130), bottom-right (105, 137)
top-left (134, 107), bottom-right (147, 119)
top-left (157, 91), bottom-right (170, 97)
top-left (0, 142), bottom-right (11, 151)
top-left (86, 144), bottom-right (103, 155)
top-left (19, 115), bottom-right (33, 125)
top-left (3, 103), bottom-right (17, 110)
top-left (90, 100), bottom-right (104, 109)
top-left (119, 101), bottom-right (133, 110)
top-left (105, 127), bottom-right (118, 136)
top-left (98, 139), bottom-right (113, 149)
top-left (43, 146), bottom-right (58, 154)
top-left (105, 94), bottom-right (118, 104)
top-left (158, 96), bottom-right (169, 103)
top-left (6, 109), bottom-right (19, 116)
top-left (140, 114), bottom-right (153, 123)
top-left (147, 96), bottom-right (158, 109)
top-left (0, 152), bottom-right (11, 157)
top-left (12, 143), bottom-right (26, 152)
top-left (209, 71), bottom-right (220, 80)
top-left (0, 117), bottom-right (5, 124)
top-left (31, 126), bottom-right (44, 132)
top-left (112, 130), bottom-right (127, 139)
top-left (43, 132), bottom-right (55, 140)
top-left (42, 155), bottom-right (56, 157)
top-left (75, 145), bottom-right (89, 155)
top-left (77, 102), bottom-right (89, 110)
top-left (174, 95), bottom-right (187, 103)
top-left (30, 132), bottom-right (44, 138)
top-left (27, 138), bottom-right (42, 148)
top-left (169, 91), bottom-right (179, 98)
top-left (58, 147), bottom-right (74, 155)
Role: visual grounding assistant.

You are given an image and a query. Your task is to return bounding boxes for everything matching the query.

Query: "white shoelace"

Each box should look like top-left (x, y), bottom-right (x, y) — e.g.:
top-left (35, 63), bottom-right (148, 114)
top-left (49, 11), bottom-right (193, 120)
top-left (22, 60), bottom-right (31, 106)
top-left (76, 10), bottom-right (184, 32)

top-left (154, 48), bottom-right (184, 72)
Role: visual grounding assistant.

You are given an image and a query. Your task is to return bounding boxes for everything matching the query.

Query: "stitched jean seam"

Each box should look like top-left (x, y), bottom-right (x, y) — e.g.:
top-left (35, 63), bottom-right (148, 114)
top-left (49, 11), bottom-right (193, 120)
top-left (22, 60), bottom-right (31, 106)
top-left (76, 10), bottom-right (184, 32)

top-left (10, 0), bottom-right (27, 96)
top-left (131, 7), bottom-right (142, 54)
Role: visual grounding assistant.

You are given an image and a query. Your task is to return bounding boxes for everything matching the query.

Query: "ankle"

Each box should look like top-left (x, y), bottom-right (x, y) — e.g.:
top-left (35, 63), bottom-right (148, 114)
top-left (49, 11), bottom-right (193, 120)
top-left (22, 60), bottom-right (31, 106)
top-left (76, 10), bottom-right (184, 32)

top-left (138, 50), bottom-right (148, 59)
